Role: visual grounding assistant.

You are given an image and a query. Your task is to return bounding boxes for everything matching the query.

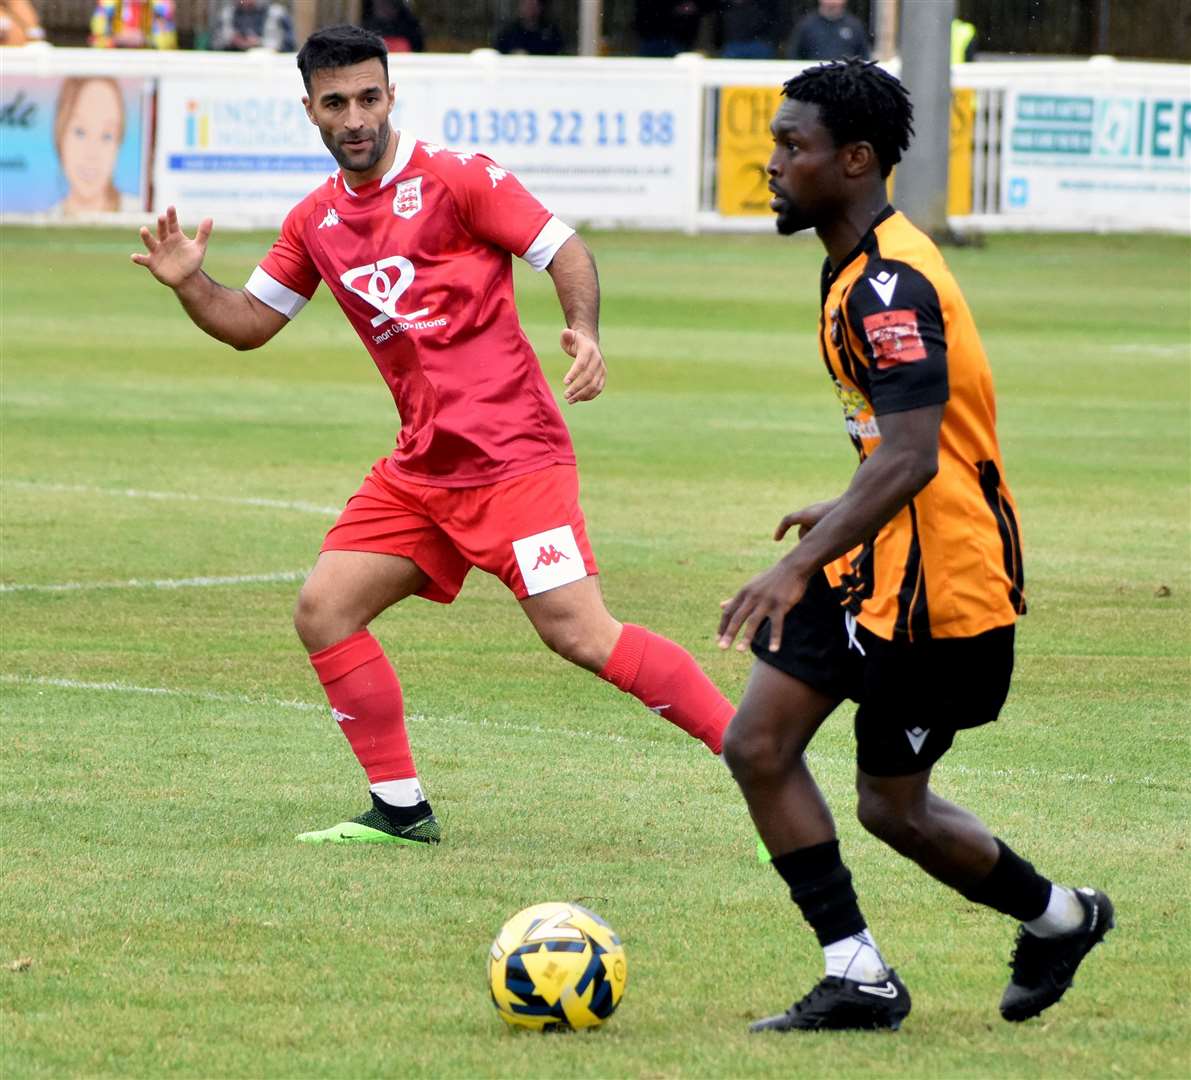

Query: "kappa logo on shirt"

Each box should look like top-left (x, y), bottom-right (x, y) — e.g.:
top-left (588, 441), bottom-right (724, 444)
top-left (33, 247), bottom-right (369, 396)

top-left (862, 309), bottom-right (928, 368)
top-left (393, 176), bottom-right (423, 219)
top-left (486, 165), bottom-right (508, 188)
top-left (318, 207), bottom-right (340, 230)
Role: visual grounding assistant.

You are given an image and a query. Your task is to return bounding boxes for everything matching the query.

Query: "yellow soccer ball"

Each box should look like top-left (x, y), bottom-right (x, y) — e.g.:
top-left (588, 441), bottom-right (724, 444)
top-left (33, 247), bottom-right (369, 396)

top-left (487, 901), bottom-right (628, 1031)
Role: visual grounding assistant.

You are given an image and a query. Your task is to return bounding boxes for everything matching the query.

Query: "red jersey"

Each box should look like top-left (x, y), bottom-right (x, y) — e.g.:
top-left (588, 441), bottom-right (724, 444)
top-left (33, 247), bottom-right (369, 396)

top-left (245, 133), bottom-right (577, 487)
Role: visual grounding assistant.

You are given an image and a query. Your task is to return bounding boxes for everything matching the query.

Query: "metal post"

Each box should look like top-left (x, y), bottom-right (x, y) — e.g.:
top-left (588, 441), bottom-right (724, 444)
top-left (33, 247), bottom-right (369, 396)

top-left (1097, 0), bottom-right (1112, 55)
top-left (578, 0), bottom-right (601, 57)
top-left (873, 0), bottom-right (899, 62)
top-left (894, 0), bottom-right (954, 238)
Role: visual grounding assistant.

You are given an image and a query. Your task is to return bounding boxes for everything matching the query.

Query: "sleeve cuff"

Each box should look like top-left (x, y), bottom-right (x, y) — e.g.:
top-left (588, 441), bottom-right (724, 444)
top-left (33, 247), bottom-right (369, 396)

top-left (245, 266), bottom-right (310, 319)
top-left (520, 217), bottom-right (575, 272)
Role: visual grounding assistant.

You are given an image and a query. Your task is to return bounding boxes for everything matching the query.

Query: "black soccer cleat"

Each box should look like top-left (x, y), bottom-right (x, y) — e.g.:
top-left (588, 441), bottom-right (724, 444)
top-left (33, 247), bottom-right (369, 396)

top-left (1000, 887), bottom-right (1115, 1022)
top-left (749, 970), bottom-right (911, 1033)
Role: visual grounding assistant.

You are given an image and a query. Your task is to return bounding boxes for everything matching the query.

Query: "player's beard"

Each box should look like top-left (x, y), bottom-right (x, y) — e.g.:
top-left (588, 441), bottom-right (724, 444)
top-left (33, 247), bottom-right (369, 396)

top-left (773, 197), bottom-right (813, 236)
top-left (328, 122), bottom-right (391, 174)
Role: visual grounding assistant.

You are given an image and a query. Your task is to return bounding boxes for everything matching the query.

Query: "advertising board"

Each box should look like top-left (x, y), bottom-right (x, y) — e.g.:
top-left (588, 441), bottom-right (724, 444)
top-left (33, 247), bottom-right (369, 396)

top-left (1001, 89), bottom-right (1191, 227)
top-left (0, 76), bottom-right (150, 216)
top-left (153, 76), bottom-right (336, 219)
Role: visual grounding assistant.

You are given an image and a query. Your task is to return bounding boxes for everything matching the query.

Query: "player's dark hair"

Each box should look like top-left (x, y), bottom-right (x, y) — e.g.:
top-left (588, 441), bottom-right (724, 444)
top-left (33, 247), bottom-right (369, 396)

top-left (782, 59), bottom-right (914, 178)
top-left (297, 24), bottom-right (389, 92)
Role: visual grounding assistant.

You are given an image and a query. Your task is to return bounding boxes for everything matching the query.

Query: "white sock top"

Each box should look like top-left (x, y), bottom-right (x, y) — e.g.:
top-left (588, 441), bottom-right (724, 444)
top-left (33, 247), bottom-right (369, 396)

top-left (823, 929), bottom-right (889, 983)
top-left (370, 777), bottom-right (425, 807)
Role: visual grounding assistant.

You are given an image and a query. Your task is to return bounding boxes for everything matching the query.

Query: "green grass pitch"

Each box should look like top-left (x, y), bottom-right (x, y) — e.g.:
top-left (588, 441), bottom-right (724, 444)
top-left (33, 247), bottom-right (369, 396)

top-left (1, 224), bottom-right (1188, 1078)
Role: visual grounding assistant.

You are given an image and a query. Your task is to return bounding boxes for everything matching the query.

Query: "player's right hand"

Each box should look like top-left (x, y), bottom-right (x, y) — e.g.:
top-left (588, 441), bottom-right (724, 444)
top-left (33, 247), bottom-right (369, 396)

top-left (130, 206), bottom-right (212, 289)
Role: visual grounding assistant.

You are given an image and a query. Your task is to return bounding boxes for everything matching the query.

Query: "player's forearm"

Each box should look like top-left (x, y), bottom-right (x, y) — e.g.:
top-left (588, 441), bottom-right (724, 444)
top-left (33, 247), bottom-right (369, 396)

top-left (547, 235), bottom-right (600, 339)
top-left (786, 444), bottom-right (936, 576)
top-left (172, 272), bottom-right (269, 350)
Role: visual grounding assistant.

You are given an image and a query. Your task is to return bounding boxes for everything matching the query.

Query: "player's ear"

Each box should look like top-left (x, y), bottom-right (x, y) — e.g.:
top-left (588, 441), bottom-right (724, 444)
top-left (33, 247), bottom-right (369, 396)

top-left (388, 83), bottom-right (397, 112)
top-left (841, 140), bottom-right (876, 178)
top-left (302, 95), bottom-right (315, 123)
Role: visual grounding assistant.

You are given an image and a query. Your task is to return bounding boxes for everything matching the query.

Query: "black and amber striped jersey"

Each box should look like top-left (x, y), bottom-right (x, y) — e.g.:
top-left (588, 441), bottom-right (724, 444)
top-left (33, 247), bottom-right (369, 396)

top-left (819, 207), bottom-right (1025, 641)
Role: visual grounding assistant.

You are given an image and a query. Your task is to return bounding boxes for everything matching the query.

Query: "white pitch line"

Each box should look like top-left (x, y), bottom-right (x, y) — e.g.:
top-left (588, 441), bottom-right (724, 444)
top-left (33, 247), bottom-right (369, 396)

top-left (0, 675), bottom-right (1172, 789)
top-left (4, 480), bottom-right (341, 517)
top-left (0, 570), bottom-right (307, 594)
top-left (0, 675), bottom-right (629, 746)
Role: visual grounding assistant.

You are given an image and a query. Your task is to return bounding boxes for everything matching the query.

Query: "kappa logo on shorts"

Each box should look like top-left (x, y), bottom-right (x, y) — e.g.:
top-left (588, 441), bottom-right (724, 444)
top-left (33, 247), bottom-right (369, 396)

top-left (905, 726), bottom-right (930, 754)
top-left (531, 544), bottom-right (571, 570)
top-left (513, 525), bottom-right (586, 597)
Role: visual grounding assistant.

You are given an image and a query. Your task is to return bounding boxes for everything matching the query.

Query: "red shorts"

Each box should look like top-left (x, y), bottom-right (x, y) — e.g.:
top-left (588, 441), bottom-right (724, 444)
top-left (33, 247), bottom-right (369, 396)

top-left (321, 460), bottom-right (599, 603)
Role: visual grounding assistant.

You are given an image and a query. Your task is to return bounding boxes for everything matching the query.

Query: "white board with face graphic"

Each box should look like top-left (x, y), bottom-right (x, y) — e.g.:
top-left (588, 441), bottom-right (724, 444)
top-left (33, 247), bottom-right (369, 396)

top-left (0, 76), bottom-right (151, 216)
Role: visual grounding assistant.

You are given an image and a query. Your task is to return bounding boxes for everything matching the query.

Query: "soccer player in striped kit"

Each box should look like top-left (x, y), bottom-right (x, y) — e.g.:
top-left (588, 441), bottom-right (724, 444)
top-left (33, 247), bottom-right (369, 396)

top-left (717, 59), bottom-right (1113, 1032)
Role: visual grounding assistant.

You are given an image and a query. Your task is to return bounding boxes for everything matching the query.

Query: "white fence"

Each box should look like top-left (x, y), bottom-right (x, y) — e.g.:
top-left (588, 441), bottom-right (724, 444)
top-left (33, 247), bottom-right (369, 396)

top-left (2, 47), bottom-right (1187, 233)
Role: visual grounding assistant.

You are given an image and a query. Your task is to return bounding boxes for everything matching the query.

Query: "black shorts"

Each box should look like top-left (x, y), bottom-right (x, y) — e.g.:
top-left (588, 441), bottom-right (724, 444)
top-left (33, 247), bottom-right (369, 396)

top-left (751, 571), bottom-right (1015, 777)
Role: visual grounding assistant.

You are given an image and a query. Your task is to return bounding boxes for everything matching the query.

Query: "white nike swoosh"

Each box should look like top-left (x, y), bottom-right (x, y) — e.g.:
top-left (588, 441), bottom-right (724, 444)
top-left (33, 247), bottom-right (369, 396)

top-left (857, 981), bottom-right (900, 999)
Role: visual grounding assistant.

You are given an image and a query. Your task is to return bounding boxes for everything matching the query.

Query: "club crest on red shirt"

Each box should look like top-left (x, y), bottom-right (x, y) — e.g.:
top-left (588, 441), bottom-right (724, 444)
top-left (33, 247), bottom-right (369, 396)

top-left (862, 308), bottom-right (927, 368)
top-left (393, 176), bottom-right (423, 219)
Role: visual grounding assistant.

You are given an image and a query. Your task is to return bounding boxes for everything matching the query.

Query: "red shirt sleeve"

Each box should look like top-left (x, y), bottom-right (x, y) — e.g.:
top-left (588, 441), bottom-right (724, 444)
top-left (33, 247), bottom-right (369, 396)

top-left (443, 152), bottom-right (553, 257)
top-left (257, 199), bottom-right (321, 300)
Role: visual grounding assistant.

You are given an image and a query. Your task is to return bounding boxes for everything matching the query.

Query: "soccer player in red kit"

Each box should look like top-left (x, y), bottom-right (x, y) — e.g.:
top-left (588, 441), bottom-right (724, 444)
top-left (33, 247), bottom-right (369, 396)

top-left (131, 25), bottom-right (734, 845)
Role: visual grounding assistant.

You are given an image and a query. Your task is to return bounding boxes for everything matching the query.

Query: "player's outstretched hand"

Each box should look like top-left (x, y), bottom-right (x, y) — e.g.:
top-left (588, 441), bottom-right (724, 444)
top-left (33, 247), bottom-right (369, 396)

top-left (560, 328), bottom-right (606, 403)
top-left (718, 559), bottom-right (809, 654)
top-left (774, 497), bottom-right (841, 541)
top-left (130, 206), bottom-right (212, 289)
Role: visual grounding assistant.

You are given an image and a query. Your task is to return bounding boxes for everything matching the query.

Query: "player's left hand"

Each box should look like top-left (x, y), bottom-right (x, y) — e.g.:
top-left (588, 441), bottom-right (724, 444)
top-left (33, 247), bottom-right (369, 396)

top-left (717, 559), bottom-right (809, 654)
top-left (560, 328), bottom-right (605, 403)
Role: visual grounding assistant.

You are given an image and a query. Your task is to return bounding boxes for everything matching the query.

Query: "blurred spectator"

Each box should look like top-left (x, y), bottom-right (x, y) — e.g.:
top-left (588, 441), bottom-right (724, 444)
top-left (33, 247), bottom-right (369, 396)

top-left (494, 0), bottom-right (563, 56)
top-left (0, 0), bottom-right (46, 44)
top-left (717, 0), bottom-right (787, 59)
top-left (636, 0), bottom-right (713, 58)
top-left (360, 0), bottom-right (424, 53)
top-left (210, 0), bottom-right (294, 52)
top-left (90, 0), bottom-right (176, 48)
top-left (787, 0), bottom-right (869, 60)
top-left (951, 16), bottom-right (976, 63)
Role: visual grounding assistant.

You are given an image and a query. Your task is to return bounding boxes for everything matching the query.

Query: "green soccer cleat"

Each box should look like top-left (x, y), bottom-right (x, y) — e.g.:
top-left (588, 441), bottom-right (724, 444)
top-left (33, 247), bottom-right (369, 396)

top-left (296, 806), bottom-right (441, 846)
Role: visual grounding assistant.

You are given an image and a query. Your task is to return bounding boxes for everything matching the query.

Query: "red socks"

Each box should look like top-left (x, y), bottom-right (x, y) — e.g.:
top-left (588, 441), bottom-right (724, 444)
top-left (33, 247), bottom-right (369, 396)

top-left (309, 630), bottom-right (417, 784)
top-left (311, 625), bottom-right (732, 783)
top-left (598, 624), bottom-right (733, 754)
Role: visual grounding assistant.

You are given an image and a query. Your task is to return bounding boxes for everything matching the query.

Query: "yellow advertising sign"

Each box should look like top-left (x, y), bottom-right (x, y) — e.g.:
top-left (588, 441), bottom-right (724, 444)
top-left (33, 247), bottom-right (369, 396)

top-left (716, 85), bottom-right (782, 217)
top-left (949, 87), bottom-right (976, 215)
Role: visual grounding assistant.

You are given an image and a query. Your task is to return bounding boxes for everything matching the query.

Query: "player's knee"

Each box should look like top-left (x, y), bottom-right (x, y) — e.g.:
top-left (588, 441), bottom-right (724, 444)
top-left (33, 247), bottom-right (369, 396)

top-left (538, 620), bottom-right (599, 670)
top-left (722, 714), bottom-right (789, 783)
top-left (856, 784), bottom-right (925, 850)
top-left (293, 581), bottom-right (347, 650)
